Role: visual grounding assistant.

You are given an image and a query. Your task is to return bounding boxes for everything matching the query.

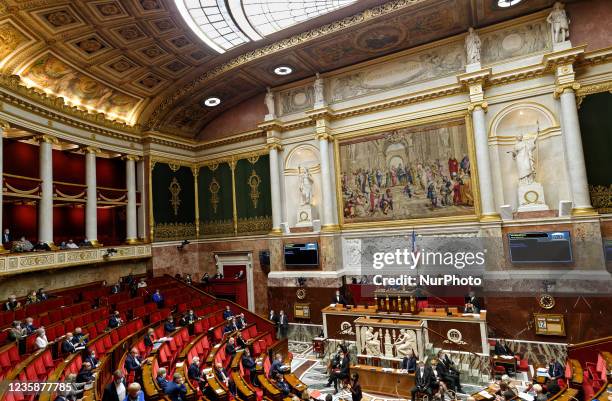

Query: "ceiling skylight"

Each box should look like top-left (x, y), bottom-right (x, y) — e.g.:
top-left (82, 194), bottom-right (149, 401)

top-left (175, 0), bottom-right (357, 54)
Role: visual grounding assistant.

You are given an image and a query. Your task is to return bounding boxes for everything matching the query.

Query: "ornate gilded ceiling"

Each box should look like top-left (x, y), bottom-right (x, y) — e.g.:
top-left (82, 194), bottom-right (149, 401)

top-left (0, 0), bottom-right (561, 140)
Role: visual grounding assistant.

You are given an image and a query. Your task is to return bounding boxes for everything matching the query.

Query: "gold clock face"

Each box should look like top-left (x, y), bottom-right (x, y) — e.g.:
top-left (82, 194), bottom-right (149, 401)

top-left (539, 294), bottom-right (555, 309)
top-left (524, 190), bottom-right (539, 204)
top-left (296, 288), bottom-right (307, 300)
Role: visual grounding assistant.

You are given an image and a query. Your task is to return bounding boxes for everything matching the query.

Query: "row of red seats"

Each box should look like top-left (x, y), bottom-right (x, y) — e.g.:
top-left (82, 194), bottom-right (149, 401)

top-left (0, 343), bottom-right (20, 379)
top-left (2, 348), bottom-right (54, 401)
top-left (157, 327), bottom-right (190, 368)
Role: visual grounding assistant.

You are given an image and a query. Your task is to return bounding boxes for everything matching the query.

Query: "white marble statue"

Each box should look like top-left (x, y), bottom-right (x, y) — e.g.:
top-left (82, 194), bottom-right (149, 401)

top-left (264, 87), bottom-right (275, 118)
top-left (465, 27), bottom-right (481, 64)
top-left (547, 2), bottom-right (570, 44)
top-left (511, 132), bottom-right (539, 185)
top-left (394, 329), bottom-right (416, 357)
top-left (298, 166), bottom-right (313, 206)
top-left (314, 73), bottom-right (325, 106)
top-left (364, 327), bottom-right (382, 356)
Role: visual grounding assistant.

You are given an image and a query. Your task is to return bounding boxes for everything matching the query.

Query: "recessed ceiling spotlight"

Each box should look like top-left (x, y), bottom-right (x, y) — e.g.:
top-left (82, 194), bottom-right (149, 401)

top-left (203, 97), bottom-right (221, 107)
top-left (497, 0), bottom-right (522, 7)
top-left (274, 66), bottom-right (293, 76)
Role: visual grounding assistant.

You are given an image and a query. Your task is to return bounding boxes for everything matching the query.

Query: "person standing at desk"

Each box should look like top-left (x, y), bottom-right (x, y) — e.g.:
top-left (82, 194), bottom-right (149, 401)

top-left (411, 361), bottom-right (433, 401)
top-left (548, 358), bottom-right (564, 381)
top-left (278, 310), bottom-right (289, 338)
top-left (402, 350), bottom-right (417, 373)
top-left (332, 290), bottom-right (347, 306)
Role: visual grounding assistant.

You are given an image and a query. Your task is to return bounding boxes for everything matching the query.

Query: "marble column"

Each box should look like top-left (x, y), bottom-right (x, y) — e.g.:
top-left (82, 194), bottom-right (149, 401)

top-left (558, 87), bottom-right (595, 214)
top-left (125, 155), bottom-right (138, 243)
top-left (316, 133), bottom-right (336, 229)
top-left (471, 104), bottom-right (499, 220)
top-left (38, 135), bottom-right (55, 245)
top-left (268, 143), bottom-right (282, 234)
top-left (0, 121), bottom-right (7, 253)
top-left (85, 147), bottom-right (99, 245)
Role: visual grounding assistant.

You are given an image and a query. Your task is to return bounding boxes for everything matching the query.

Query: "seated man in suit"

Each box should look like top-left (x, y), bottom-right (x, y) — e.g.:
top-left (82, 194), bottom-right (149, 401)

top-left (156, 367), bottom-right (169, 391)
top-left (401, 350), bottom-right (417, 373)
top-left (125, 348), bottom-right (144, 382)
top-left (2, 228), bottom-right (11, 246)
top-left (411, 361), bottom-right (433, 401)
top-left (235, 331), bottom-right (247, 348)
top-left (188, 356), bottom-right (206, 390)
top-left (23, 317), bottom-right (37, 335)
top-left (495, 339), bottom-right (513, 356)
top-left (331, 290), bottom-right (347, 305)
top-left (102, 370), bottom-right (125, 401)
top-left (437, 352), bottom-right (462, 393)
top-left (548, 358), bottom-right (564, 381)
top-left (241, 348), bottom-right (258, 386)
top-left (76, 362), bottom-right (95, 383)
top-left (72, 327), bottom-right (87, 346)
top-left (275, 374), bottom-right (291, 396)
top-left (328, 348), bottom-right (349, 394)
top-left (223, 305), bottom-right (233, 320)
top-left (235, 313), bottom-right (246, 330)
top-left (430, 358), bottom-right (449, 400)
top-left (215, 361), bottom-right (236, 395)
top-left (165, 373), bottom-right (188, 401)
top-left (84, 350), bottom-right (99, 369)
top-left (62, 333), bottom-right (78, 354)
top-left (225, 337), bottom-right (237, 357)
top-left (164, 316), bottom-right (176, 335)
top-left (270, 353), bottom-right (287, 379)
top-left (223, 320), bottom-right (236, 335)
top-left (4, 294), bottom-right (21, 311)
top-left (108, 311), bottom-right (122, 329)
top-left (464, 291), bottom-right (481, 313)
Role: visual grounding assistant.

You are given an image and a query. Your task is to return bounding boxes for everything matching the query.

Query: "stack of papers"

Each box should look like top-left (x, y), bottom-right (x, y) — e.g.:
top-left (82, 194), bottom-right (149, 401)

top-left (478, 391), bottom-right (493, 399)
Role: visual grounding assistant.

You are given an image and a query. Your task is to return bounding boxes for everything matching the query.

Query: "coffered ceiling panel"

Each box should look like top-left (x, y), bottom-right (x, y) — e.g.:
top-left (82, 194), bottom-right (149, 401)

top-left (0, 0), bottom-right (567, 139)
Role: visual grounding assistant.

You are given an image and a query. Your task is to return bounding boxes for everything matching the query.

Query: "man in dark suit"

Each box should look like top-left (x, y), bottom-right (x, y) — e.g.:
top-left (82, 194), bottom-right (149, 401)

top-left (125, 348), bottom-right (144, 382)
top-left (548, 358), bottom-right (564, 381)
top-left (242, 348), bottom-right (258, 385)
top-left (2, 229), bottom-right (11, 246)
top-left (165, 373), bottom-right (188, 401)
top-left (188, 356), bottom-right (204, 389)
top-left (215, 361), bottom-right (235, 395)
top-left (72, 327), bottom-right (87, 346)
top-left (236, 313), bottom-right (246, 330)
top-left (437, 352), bottom-right (462, 392)
top-left (110, 281), bottom-right (121, 294)
top-left (164, 316), bottom-right (176, 335)
top-left (108, 311), bottom-right (122, 329)
top-left (275, 374), bottom-right (291, 396)
top-left (235, 332), bottom-right (247, 349)
top-left (270, 353), bottom-right (286, 379)
top-left (76, 362), bottom-right (95, 383)
top-left (156, 367), bottom-right (169, 391)
top-left (495, 339), bottom-right (513, 356)
top-left (22, 317), bottom-right (37, 335)
top-left (225, 337), bottom-right (237, 357)
top-left (329, 349), bottom-right (350, 394)
top-left (464, 291), bottom-right (481, 313)
top-left (102, 370), bottom-right (126, 401)
top-left (332, 290), bottom-right (347, 305)
top-left (401, 351), bottom-right (417, 373)
top-left (278, 310), bottom-right (289, 338)
top-left (84, 350), bottom-right (99, 369)
top-left (223, 305), bottom-right (233, 320)
top-left (62, 333), bottom-right (78, 354)
top-left (411, 361), bottom-right (433, 401)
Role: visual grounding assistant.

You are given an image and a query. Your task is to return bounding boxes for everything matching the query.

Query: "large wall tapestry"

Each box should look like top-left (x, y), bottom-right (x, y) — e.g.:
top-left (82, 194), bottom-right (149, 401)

top-left (234, 156), bottom-right (272, 235)
top-left (152, 162), bottom-right (196, 241)
top-left (339, 119), bottom-right (475, 224)
top-left (199, 162), bottom-right (234, 237)
top-left (20, 53), bottom-right (140, 122)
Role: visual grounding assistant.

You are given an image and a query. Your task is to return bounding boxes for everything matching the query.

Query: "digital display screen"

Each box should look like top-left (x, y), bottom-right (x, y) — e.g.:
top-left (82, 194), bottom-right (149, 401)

top-left (508, 231), bottom-right (572, 263)
top-left (284, 242), bottom-right (319, 266)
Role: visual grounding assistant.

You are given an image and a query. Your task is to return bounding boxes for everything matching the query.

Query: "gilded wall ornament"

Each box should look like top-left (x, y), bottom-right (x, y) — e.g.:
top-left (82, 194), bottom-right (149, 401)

top-left (248, 170), bottom-right (261, 209)
top-left (209, 177), bottom-right (220, 214)
top-left (168, 177), bottom-right (182, 216)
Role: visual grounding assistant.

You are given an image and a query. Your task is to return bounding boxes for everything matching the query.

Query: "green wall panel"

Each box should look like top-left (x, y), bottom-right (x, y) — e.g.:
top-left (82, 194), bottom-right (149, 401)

top-left (199, 162), bottom-right (234, 236)
top-left (235, 155), bottom-right (272, 234)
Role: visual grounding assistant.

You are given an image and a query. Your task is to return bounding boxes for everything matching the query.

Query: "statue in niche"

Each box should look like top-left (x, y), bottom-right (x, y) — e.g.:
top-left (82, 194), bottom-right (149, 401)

top-left (510, 131), bottom-right (539, 185)
top-left (364, 327), bottom-right (382, 356)
top-left (465, 27), bottom-right (481, 64)
top-left (547, 2), bottom-right (570, 44)
top-left (298, 166), bottom-right (313, 206)
top-left (394, 329), bottom-right (416, 357)
top-left (313, 73), bottom-right (325, 106)
top-left (264, 87), bottom-right (275, 118)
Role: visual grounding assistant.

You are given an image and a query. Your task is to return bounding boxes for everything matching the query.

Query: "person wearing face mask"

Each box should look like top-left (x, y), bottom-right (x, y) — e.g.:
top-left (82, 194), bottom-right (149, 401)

top-left (411, 361), bottom-right (434, 401)
top-left (84, 349), bottom-right (99, 368)
top-left (4, 294), bottom-right (21, 311)
top-left (102, 370), bottom-right (126, 401)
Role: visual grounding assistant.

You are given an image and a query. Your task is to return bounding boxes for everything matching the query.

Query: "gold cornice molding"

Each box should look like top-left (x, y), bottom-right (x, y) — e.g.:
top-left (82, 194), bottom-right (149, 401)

top-left (121, 154), bottom-right (141, 162)
top-left (258, 119), bottom-right (283, 132)
top-left (83, 146), bottom-right (101, 154)
top-left (146, 0), bottom-right (432, 127)
top-left (457, 68), bottom-right (492, 87)
top-left (36, 134), bottom-right (58, 144)
top-left (0, 118), bottom-right (9, 130)
top-left (575, 80), bottom-right (612, 99)
top-left (553, 82), bottom-right (581, 99)
top-left (0, 74), bottom-right (141, 135)
top-left (195, 130), bottom-right (265, 151)
top-left (151, 155), bottom-right (196, 169)
top-left (543, 45), bottom-right (586, 71)
top-left (579, 46), bottom-right (612, 66)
